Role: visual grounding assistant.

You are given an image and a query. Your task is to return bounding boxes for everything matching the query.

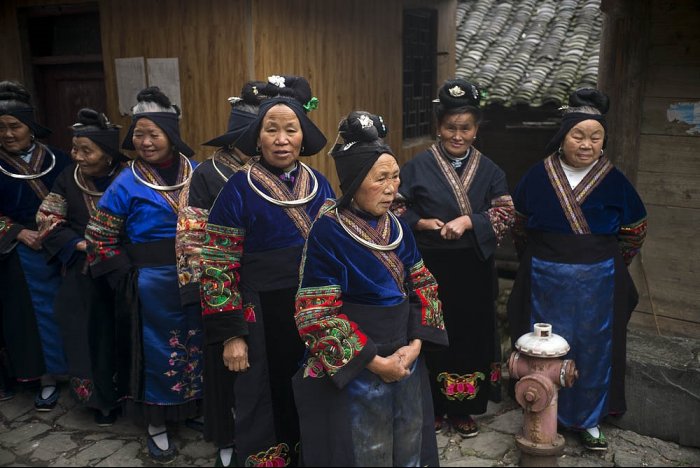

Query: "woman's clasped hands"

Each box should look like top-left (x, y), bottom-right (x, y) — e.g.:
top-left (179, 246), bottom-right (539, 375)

top-left (367, 339), bottom-right (422, 383)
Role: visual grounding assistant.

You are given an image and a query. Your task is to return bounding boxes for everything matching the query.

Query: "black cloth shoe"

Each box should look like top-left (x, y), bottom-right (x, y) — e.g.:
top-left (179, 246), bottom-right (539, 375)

top-left (147, 430), bottom-right (177, 464)
top-left (450, 415), bottom-right (479, 438)
top-left (34, 386), bottom-right (59, 411)
top-left (94, 408), bottom-right (119, 427)
top-left (185, 418), bottom-right (204, 433)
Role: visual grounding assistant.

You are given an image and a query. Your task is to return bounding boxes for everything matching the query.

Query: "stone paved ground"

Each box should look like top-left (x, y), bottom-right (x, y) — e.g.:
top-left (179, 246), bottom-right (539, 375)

top-left (1, 384), bottom-right (699, 467)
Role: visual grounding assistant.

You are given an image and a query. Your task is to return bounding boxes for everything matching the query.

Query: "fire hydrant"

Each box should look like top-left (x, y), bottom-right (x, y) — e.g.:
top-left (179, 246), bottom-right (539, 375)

top-left (508, 323), bottom-right (578, 466)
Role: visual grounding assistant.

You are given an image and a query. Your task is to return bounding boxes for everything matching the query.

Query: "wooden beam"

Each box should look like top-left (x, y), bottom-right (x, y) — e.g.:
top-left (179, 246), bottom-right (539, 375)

top-left (597, 0), bottom-right (652, 185)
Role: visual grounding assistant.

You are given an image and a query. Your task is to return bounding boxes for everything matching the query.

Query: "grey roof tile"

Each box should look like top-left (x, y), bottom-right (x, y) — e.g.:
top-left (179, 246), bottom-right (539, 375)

top-left (455, 0), bottom-right (603, 107)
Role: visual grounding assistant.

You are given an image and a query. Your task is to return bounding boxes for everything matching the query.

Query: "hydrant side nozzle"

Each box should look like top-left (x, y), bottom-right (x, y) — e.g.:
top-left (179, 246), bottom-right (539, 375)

top-left (515, 374), bottom-right (554, 413)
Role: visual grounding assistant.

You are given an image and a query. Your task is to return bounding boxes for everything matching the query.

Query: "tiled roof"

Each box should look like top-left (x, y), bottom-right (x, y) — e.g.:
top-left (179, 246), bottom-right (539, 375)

top-left (455, 0), bottom-right (602, 107)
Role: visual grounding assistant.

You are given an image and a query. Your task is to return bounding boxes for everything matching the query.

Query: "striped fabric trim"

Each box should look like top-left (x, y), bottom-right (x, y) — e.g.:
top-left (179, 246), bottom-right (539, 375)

top-left (74, 167), bottom-right (104, 216)
top-left (544, 154), bottom-right (614, 234)
top-left (573, 156), bottom-right (613, 204)
top-left (544, 154), bottom-right (589, 234)
top-left (327, 208), bottom-right (405, 294)
top-left (249, 162), bottom-right (313, 239)
top-left (0, 145), bottom-right (50, 199)
top-left (429, 144), bottom-right (482, 216)
top-left (214, 148), bottom-right (247, 173)
top-left (132, 158), bottom-right (190, 213)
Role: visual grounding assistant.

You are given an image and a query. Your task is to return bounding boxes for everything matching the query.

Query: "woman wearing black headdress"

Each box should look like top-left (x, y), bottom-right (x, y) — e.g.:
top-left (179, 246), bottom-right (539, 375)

top-left (0, 80), bottom-right (71, 409)
top-left (293, 111), bottom-right (448, 466)
top-left (175, 80), bottom-right (265, 467)
top-left (397, 79), bottom-right (515, 438)
top-left (84, 87), bottom-right (199, 463)
top-left (200, 75), bottom-right (334, 466)
top-left (507, 88), bottom-right (647, 450)
top-left (37, 108), bottom-right (127, 426)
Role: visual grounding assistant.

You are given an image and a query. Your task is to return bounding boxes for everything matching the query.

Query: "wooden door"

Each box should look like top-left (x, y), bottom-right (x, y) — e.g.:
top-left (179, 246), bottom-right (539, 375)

top-left (33, 62), bottom-right (107, 153)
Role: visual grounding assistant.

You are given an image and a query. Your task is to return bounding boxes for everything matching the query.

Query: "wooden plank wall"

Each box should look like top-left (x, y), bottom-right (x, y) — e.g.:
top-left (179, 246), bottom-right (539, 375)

top-left (629, 0), bottom-right (700, 338)
top-left (2, 0), bottom-right (455, 192)
top-left (99, 0), bottom-right (250, 160)
top-left (0, 0), bottom-right (250, 161)
top-left (250, 0), bottom-right (456, 190)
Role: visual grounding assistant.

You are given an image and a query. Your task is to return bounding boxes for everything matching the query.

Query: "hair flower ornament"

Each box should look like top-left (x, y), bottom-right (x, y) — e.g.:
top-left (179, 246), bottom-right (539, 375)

top-left (268, 75), bottom-right (286, 88)
top-left (470, 85), bottom-right (479, 100)
top-left (449, 86), bottom-right (465, 97)
top-left (227, 96), bottom-right (242, 104)
top-left (303, 96), bottom-right (319, 112)
top-left (358, 114), bottom-right (373, 129)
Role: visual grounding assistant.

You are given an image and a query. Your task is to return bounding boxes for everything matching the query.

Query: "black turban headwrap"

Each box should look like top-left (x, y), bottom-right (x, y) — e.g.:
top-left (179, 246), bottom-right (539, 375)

top-left (435, 78), bottom-right (481, 109)
top-left (237, 96), bottom-right (327, 157)
top-left (122, 111), bottom-right (194, 157)
top-left (330, 111), bottom-right (393, 208)
top-left (0, 81), bottom-right (52, 138)
top-left (544, 88), bottom-right (610, 156)
top-left (71, 108), bottom-right (127, 162)
top-left (0, 107), bottom-right (52, 139)
top-left (202, 80), bottom-right (267, 149)
top-left (203, 107), bottom-right (258, 148)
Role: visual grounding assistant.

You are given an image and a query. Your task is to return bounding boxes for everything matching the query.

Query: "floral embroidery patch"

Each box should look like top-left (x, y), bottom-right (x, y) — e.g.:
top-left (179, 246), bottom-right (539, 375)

top-left (70, 377), bottom-right (94, 403)
top-left (437, 371), bottom-right (486, 401)
top-left (164, 329), bottom-right (203, 400)
top-left (245, 443), bottom-right (290, 467)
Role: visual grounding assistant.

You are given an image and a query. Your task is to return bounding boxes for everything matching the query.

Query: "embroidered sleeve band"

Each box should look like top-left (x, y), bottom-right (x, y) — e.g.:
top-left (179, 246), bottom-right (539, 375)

top-left (200, 223), bottom-right (245, 316)
top-left (295, 285), bottom-right (368, 379)
top-left (85, 208), bottom-right (125, 268)
top-left (487, 194), bottom-right (515, 244)
top-left (176, 204), bottom-right (210, 288)
top-left (408, 260), bottom-right (445, 330)
top-left (36, 192), bottom-right (68, 240)
top-left (618, 217), bottom-right (647, 265)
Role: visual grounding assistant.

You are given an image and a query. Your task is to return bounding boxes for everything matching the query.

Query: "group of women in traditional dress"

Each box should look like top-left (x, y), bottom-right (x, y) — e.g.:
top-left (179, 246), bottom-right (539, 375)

top-left (0, 74), bottom-right (647, 466)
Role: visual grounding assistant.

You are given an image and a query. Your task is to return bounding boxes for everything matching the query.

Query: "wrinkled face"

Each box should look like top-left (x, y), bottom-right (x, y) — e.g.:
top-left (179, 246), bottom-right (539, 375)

top-left (353, 153), bottom-right (400, 217)
top-left (132, 118), bottom-right (173, 164)
top-left (257, 104), bottom-right (303, 171)
top-left (561, 120), bottom-right (605, 168)
top-left (438, 112), bottom-right (479, 158)
top-left (0, 115), bottom-right (32, 153)
top-left (71, 136), bottom-right (112, 177)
